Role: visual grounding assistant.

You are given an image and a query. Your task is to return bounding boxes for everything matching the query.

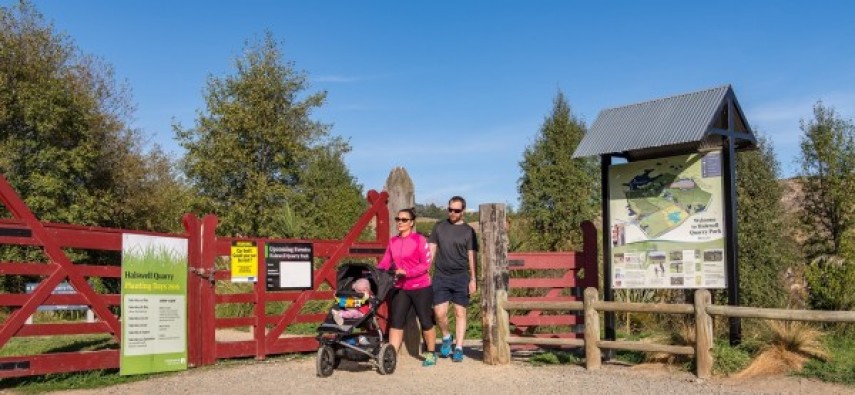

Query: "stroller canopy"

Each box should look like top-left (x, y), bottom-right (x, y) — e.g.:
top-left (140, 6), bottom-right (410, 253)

top-left (336, 262), bottom-right (395, 301)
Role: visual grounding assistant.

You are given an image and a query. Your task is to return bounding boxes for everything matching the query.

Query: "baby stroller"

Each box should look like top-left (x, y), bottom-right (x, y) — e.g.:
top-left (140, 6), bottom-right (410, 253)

top-left (316, 262), bottom-right (396, 377)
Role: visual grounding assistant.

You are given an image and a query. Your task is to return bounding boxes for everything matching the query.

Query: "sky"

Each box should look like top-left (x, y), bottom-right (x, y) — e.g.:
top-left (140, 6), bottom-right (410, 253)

top-left (14, 1), bottom-right (855, 208)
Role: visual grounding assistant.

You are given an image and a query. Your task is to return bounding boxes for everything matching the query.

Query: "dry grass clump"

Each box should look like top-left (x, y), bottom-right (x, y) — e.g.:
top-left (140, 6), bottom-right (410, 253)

top-left (632, 320), bottom-right (696, 368)
top-left (734, 320), bottom-right (830, 378)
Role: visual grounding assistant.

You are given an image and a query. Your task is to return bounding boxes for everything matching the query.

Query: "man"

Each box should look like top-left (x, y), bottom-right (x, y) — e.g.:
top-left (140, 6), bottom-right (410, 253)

top-left (430, 195), bottom-right (478, 362)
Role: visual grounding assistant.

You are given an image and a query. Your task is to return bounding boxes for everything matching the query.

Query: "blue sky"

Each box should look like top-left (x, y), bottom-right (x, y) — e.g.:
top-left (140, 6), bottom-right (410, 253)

top-left (18, 1), bottom-right (855, 208)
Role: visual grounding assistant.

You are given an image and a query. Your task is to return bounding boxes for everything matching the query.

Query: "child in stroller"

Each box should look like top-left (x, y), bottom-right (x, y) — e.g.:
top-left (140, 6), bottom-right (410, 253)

top-left (316, 263), bottom-right (396, 377)
top-left (331, 278), bottom-right (371, 325)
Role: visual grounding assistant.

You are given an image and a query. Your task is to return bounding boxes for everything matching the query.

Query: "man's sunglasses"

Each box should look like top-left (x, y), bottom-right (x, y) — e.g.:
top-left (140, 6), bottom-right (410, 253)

top-left (447, 208), bottom-right (464, 214)
top-left (394, 217), bottom-right (412, 222)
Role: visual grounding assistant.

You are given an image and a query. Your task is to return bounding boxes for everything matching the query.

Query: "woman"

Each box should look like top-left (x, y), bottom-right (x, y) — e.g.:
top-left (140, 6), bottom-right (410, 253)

top-left (377, 208), bottom-right (437, 367)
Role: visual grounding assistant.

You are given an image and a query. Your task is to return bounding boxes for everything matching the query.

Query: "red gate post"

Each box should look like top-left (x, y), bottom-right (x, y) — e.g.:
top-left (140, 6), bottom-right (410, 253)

top-left (580, 220), bottom-right (599, 292)
top-left (199, 214), bottom-right (219, 366)
top-left (254, 240), bottom-right (267, 361)
top-left (185, 214), bottom-right (203, 368)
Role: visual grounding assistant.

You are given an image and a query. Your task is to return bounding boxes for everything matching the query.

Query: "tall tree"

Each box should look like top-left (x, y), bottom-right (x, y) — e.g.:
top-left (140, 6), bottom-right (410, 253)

top-left (735, 135), bottom-right (795, 307)
top-left (292, 143), bottom-right (365, 239)
top-left (797, 101), bottom-right (855, 259)
top-left (517, 90), bottom-right (599, 251)
top-left (798, 102), bottom-right (855, 313)
top-left (175, 32), bottom-right (363, 238)
top-left (0, 1), bottom-right (188, 233)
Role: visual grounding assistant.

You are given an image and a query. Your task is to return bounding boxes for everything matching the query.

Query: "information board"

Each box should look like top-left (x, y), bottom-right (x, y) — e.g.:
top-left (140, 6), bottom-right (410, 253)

top-left (120, 234), bottom-right (188, 375)
top-left (266, 242), bottom-right (313, 291)
top-left (608, 151), bottom-right (726, 289)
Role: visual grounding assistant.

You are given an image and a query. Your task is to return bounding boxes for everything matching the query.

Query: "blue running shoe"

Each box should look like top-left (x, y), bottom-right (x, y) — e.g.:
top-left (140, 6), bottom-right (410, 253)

top-left (452, 347), bottom-right (464, 362)
top-left (422, 352), bottom-right (436, 367)
top-left (440, 336), bottom-right (453, 358)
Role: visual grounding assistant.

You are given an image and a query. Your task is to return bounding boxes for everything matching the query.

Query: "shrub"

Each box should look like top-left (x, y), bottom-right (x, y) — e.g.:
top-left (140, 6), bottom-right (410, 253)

top-left (713, 341), bottom-right (752, 376)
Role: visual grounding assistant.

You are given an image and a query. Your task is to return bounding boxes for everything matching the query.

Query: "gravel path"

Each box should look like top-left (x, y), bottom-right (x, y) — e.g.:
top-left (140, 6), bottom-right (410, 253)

top-left (21, 345), bottom-right (852, 395)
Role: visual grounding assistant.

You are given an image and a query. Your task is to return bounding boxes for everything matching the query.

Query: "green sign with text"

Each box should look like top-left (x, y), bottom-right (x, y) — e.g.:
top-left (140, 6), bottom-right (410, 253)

top-left (120, 234), bottom-right (188, 375)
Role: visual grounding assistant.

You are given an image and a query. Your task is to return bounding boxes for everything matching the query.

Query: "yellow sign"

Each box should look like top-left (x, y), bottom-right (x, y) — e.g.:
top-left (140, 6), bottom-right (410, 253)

top-left (230, 241), bottom-right (258, 283)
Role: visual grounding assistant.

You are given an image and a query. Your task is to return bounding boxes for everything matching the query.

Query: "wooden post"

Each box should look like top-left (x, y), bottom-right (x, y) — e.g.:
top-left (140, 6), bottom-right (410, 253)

top-left (694, 289), bottom-right (713, 379)
top-left (480, 203), bottom-right (511, 365)
top-left (384, 167), bottom-right (421, 357)
top-left (584, 287), bottom-right (601, 370)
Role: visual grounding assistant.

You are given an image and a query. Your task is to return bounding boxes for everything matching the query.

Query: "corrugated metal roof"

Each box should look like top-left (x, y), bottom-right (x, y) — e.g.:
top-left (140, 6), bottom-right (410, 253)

top-left (573, 85), bottom-right (751, 158)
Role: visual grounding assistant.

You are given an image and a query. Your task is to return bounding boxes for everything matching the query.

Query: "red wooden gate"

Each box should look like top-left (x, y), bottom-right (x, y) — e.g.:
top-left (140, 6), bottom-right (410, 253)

top-left (506, 221), bottom-right (597, 342)
top-left (190, 190), bottom-right (389, 365)
top-left (0, 171), bottom-right (390, 378)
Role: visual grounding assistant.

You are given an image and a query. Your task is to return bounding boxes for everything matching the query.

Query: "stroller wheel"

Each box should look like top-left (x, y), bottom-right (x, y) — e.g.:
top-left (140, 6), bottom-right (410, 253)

top-left (316, 346), bottom-right (336, 378)
top-left (377, 343), bottom-right (397, 375)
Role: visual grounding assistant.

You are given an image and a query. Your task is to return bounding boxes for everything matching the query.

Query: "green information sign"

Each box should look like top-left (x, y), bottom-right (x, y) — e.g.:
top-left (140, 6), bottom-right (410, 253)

top-left (120, 234), bottom-right (188, 375)
top-left (608, 151), bottom-right (726, 289)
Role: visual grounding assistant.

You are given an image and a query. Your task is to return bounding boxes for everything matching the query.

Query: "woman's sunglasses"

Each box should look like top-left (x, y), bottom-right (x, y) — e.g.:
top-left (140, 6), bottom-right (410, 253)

top-left (394, 217), bottom-right (412, 223)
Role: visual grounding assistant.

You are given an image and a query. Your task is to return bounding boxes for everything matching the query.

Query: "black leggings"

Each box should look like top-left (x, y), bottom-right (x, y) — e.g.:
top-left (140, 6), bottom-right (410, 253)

top-left (388, 286), bottom-right (435, 330)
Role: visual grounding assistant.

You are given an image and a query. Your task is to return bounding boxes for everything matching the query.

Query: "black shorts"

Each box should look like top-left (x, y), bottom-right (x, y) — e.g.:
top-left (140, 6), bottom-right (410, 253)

top-left (388, 286), bottom-right (435, 330)
top-left (432, 273), bottom-right (470, 307)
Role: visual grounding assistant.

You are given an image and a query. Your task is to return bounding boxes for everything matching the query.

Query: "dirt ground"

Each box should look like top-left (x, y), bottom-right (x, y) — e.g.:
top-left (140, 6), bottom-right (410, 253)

top-left (19, 340), bottom-right (854, 395)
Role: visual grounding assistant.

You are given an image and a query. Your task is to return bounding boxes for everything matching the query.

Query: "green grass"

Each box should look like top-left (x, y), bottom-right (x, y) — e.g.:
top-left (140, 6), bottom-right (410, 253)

top-left (614, 349), bottom-right (645, 365)
top-left (0, 369), bottom-right (156, 393)
top-left (0, 334), bottom-right (139, 393)
top-left (799, 335), bottom-right (855, 385)
top-left (529, 350), bottom-right (580, 366)
top-left (712, 340), bottom-right (752, 376)
top-left (0, 334), bottom-right (116, 357)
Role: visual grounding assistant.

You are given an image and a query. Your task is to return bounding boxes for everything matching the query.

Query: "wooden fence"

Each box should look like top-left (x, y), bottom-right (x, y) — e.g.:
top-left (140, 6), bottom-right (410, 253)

top-left (479, 203), bottom-right (855, 378)
top-left (489, 287), bottom-right (855, 378)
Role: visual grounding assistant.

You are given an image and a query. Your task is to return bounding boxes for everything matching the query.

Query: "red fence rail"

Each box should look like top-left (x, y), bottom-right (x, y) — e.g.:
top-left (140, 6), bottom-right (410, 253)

top-left (506, 221), bottom-right (598, 341)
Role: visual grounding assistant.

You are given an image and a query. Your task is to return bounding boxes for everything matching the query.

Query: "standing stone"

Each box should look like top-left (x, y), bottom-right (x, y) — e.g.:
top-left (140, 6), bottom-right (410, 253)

top-left (384, 167), bottom-right (422, 357)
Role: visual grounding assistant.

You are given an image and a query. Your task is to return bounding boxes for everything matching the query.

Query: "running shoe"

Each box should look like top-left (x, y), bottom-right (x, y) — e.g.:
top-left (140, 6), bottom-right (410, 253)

top-left (440, 335), bottom-right (453, 358)
top-left (422, 352), bottom-right (437, 367)
top-left (452, 347), bottom-right (464, 362)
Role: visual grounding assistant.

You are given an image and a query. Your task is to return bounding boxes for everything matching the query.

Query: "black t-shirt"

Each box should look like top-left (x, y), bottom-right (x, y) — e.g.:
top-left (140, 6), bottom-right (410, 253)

top-left (429, 220), bottom-right (478, 277)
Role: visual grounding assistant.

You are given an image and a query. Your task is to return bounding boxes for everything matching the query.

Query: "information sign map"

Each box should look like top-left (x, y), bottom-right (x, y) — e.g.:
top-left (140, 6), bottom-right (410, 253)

top-left (609, 152), bottom-right (727, 289)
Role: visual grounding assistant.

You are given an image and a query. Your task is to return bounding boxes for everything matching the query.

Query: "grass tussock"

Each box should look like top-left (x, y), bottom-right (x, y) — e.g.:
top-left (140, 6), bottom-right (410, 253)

top-left (637, 321), bottom-right (695, 367)
top-left (734, 320), bottom-right (829, 378)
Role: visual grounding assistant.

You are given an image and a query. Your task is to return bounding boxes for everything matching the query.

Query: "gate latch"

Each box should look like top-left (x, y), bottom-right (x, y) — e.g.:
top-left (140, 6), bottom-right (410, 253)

top-left (190, 267), bottom-right (218, 284)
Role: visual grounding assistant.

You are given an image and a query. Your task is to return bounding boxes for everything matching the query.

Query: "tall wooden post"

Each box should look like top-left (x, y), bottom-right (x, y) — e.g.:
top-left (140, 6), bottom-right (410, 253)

top-left (694, 289), bottom-right (713, 379)
top-left (584, 287), bottom-right (601, 370)
top-left (480, 203), bottom-right (511, 364)
top-left (384, 167), bottom-right (421, 357)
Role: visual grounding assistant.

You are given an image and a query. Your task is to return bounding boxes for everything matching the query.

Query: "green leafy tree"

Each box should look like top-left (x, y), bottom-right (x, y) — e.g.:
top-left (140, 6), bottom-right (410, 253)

top-left (0, 1), bottom-right (188, 232)
top-left (175, 32), bottom-right (362, 238)
top-left (0, 2), bottom-right (189, 296)
top-left (517, 90), bottom-right (599, 251)
top-left (736, 135), bottom-right (795, 307)
top-left (798, 102), bottom-right (855, 312)
top-left (292, 143), bottom-right (365, 239)
top-left (797, 101), bottom-right (855, 258)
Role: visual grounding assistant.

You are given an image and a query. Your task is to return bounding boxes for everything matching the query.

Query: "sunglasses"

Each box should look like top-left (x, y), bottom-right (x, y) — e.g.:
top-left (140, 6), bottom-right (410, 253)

top-left (447, 208), bottom-right (464, 213)
top-left (394, 217), bottom-right (412, 223)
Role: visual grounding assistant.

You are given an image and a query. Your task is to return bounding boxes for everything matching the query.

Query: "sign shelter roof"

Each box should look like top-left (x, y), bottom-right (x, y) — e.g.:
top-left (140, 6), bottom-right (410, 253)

top-left (573, 85), bottom-right (757, 160)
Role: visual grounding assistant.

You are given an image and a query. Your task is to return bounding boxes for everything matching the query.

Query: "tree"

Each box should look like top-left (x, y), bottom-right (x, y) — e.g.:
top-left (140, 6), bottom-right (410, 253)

top-left (735, 135), bottom-right (795, 308)
top-left (175, 32), bottom-right (363, 238)
top-left (0, 1), bottom-right (188, 233)
top-left (292, 143), bottom-right (365, 239)
top-left (797, 101), bottom-right (855, 258)
top-left (517, 90), bottom-right (599, 251)
top-left (798, 101), bottom-right (855, 313)
top-left (0, 1), bottom-right (189, 296)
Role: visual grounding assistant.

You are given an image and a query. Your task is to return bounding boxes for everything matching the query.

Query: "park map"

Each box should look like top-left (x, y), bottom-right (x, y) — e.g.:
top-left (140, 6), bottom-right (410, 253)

top-left (609, 152), bottom-right (726, 289)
